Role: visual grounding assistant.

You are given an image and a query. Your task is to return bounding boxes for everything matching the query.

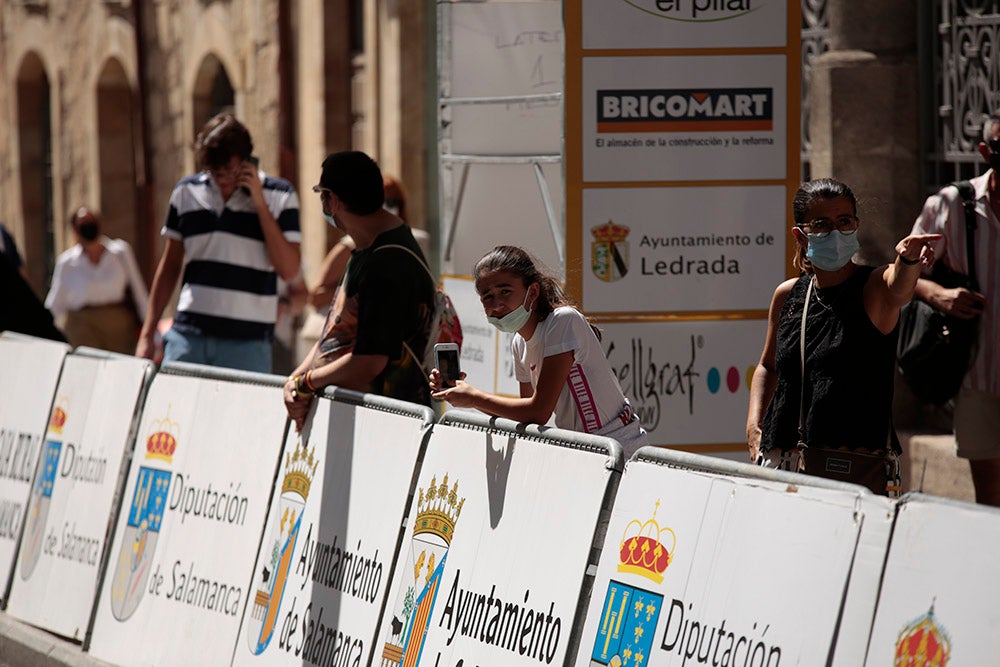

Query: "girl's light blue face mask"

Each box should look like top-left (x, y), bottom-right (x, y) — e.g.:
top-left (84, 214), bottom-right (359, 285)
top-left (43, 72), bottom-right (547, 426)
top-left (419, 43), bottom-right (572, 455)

top-left (806, 230), bottom-right (859, 271)
top-left (487, 292), bottom-right (534, 334)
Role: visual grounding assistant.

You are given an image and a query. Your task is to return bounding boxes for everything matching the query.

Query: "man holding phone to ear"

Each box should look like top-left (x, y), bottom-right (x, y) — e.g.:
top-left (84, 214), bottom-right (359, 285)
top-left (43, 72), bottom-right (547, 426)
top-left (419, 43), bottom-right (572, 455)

top-left (136, 113), bottom-right (301, 373)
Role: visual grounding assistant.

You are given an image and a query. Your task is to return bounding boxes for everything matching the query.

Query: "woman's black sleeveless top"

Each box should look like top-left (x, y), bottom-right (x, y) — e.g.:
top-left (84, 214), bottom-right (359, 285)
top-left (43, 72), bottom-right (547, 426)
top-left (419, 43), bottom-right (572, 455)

top-left (761, 266), bottom-right (899, 453)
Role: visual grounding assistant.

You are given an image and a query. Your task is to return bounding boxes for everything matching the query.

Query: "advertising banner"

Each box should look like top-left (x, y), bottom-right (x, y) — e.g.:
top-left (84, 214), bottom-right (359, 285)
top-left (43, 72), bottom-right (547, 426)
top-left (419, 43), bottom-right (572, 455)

top-left (438, 0), bottom-right (565, 277)
top-left (232, 395), bottom-right (431, 667)
top-left (582, 185), bottom-right (787, 314)
top-left (87, 371), bottom-right (288, 667)
top-left (0, 334), bottom-right (69, 604)
top-left (865, 495), bottom-right (1000, 664)
top-left (373, 420), bottom-right (617, 667)
top-left (598, 319), bottom-right (766, 450)
top-left (446, 0), bottom-right (563, 156)
top-left (582, 0), bottom-right (789, 50)
top-left (576, 460), bottom-right (871, 666)
top-left (7, 352), bottom-right (152, 641)
top-left (565, 2), bottom-right (798, 458)
top-left (582, 55), bottom-right (788, 183)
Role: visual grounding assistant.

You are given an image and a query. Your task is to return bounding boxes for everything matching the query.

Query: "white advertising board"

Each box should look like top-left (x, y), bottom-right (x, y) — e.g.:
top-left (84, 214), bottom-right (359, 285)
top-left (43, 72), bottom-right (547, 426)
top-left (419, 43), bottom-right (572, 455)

top-left (582, 185), bottom-right (787, 313)
top-left (690, 469), bottom-right (893, 665)
top-left (598, 319), bottom-right (765, 449)
top-left (865, 496), bottom-right (1000, 664)
top-left (232, 396), bottom-right (430, 667)
top-left (446, 0), bottom-right (563, 156)
top-left (576, 460), bottom-right (868, 666)
top-left (373, 422), bottom-right (615, 667)
top-left (582, 55), bottom-right (787, 183)
top-left (0, 334), bottom-right (69, 603)
top-left (88, 372), bottom-right (287, 667)
top-left (438, 1), bottom-right (565, 279)
top-left (582, 0), bottom-right (789, 50)
top-left (7, 352), bottom-right (151, 641)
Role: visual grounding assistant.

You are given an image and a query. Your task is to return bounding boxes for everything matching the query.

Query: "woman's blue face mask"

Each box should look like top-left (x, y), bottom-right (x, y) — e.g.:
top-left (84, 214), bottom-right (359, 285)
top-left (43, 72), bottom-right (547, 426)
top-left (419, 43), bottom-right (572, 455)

top-left (806, 230), bottom-right (859, 271)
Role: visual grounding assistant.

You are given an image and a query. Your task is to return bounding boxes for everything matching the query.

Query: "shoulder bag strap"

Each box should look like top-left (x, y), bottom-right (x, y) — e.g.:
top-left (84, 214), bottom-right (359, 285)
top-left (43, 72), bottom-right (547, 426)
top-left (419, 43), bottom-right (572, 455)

top-left (953, 180), bottom-right (980, 292)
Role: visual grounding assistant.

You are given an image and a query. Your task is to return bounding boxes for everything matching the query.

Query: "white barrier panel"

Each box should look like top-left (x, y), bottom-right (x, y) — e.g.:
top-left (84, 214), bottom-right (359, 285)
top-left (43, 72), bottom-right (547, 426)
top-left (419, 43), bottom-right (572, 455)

top-left (374, 413), bottom-right (621, 667)
top-left (865, 495), bottom-right (1000, 664)
top-left (576, 456), bottom-right (890, 666)
top-left (7, 349), bottom-right (153, 641)
top-left (232, 390), bottom-right (433, 667)
top-left (0, 333), bottom-right (70, 604)
top-left (87, 365), bottom-right (288, 667)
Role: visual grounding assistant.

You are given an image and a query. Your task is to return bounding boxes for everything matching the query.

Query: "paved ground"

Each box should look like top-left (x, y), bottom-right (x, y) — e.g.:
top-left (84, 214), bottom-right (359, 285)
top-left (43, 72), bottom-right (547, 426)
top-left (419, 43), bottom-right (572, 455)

top-left (0, 614), bottom-right (113, 667)
top-left (899, 431), bottom-right (975, 502)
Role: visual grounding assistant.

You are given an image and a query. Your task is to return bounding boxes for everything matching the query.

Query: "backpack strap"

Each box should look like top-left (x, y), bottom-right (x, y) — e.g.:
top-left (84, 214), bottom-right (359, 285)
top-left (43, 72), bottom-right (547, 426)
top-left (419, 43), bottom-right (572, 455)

top-left (950, 180), bottom-right (980, 292)
top-left (374, 243), bottom-right (436, 288)
top-left (373, 243), bottom-right (437, 373)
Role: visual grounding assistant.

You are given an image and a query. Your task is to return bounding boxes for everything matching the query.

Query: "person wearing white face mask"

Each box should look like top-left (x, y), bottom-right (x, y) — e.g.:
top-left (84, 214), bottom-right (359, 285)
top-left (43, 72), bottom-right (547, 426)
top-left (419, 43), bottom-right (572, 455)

top-left (428, 245), bottom-right (648, 458)
top-left (746, 178), bottom-right (941, 495)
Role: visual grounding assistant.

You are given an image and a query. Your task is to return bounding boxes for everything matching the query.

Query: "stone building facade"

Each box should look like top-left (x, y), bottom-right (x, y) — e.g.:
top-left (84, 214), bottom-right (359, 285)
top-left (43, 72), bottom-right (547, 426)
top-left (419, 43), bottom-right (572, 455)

top-left (0, 0), bottom-right (991, 320)
top-left (0, 0), bottom-right (430, 299)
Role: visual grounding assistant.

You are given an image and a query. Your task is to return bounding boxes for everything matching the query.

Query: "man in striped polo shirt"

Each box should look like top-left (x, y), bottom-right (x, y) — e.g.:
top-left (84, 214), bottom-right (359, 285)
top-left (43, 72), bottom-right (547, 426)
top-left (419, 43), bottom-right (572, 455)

top-left (912, 113), bottom-right (1000, 506)
top-left (136, 113), bottom-right (301, 373)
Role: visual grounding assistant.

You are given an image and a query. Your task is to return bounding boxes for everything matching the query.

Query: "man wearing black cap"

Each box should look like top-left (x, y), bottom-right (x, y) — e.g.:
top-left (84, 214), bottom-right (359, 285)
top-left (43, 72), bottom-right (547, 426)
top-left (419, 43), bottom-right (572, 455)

top-left (284, 151), bottom-right (434, 430)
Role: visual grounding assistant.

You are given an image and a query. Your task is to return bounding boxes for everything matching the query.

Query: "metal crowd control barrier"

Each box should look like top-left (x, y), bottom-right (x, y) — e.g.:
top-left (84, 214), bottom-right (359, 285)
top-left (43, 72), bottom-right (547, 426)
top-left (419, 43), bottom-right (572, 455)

top-left (371, 409), bottom-right (623, 667)
top-left (6, 347), bottom-right (156, 647)
top-left (87, 361), bottom-right (292, 667)
top-left (0, 332), bottom-right (71, 608)
top-left (231, 382), bottom-right (435, 667)
top-left (865, 492), bottom-right (1000, 663)
top-left (438, 410), bottom-right (625, 470)
top-left (632, 444), bottom-right (874, 495)
top-left (575, 445), bottom-right (893, 667)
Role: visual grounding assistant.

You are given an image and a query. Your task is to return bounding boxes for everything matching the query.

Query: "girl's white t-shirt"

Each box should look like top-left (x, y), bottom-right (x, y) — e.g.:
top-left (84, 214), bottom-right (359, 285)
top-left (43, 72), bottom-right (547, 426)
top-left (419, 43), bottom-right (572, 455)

top-left (511, 306), bottom-right (627, 433)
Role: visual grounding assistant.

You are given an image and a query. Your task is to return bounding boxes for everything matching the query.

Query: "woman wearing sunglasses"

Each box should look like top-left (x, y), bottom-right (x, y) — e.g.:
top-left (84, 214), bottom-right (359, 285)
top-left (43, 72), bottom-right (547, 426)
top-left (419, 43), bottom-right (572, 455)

top-left (746, 178), bottom-right (940, 495)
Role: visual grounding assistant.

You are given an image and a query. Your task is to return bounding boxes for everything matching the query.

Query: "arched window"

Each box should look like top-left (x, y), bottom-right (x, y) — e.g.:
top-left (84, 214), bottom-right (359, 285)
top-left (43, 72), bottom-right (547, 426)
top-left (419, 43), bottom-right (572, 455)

top-left (16, 52), bottom-right (54, 293)
top-left (192, 54), bottom-right (235, 140)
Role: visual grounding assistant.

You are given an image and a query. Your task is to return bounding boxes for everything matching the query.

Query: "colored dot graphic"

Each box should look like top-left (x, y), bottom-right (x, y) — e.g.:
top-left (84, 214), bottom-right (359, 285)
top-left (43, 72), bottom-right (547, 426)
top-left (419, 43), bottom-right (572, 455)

top-left (706, 366), bottom-right (756, 394)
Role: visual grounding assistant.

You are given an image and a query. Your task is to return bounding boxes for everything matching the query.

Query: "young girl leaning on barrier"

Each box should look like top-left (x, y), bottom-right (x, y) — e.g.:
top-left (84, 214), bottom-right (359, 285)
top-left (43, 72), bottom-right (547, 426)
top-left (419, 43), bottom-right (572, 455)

top-left (428, 245), bottom-right (648, 457)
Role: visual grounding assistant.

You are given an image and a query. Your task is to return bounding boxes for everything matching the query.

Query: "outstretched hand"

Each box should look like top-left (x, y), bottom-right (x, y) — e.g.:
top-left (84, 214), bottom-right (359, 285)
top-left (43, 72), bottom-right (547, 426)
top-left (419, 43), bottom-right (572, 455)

top-left (895, 233), bottom-right (942, 267)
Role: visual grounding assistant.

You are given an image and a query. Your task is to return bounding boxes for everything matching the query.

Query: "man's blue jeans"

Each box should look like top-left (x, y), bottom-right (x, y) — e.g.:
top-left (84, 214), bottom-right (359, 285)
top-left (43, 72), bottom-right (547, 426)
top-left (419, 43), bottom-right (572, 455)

top-left (162, 328), bottom-right (272, 374)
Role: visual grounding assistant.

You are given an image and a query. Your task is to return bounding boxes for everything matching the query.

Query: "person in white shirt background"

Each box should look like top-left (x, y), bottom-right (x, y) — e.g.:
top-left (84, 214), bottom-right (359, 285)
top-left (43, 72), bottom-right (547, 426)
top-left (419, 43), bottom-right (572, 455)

top-left (45, 206), bottom-right (149, 354)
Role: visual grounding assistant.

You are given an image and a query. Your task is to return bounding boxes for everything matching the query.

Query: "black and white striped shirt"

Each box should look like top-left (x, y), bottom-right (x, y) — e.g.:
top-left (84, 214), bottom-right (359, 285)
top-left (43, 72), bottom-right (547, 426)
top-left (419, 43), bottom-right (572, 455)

top-left (162, 171), bottom-right (300, 340)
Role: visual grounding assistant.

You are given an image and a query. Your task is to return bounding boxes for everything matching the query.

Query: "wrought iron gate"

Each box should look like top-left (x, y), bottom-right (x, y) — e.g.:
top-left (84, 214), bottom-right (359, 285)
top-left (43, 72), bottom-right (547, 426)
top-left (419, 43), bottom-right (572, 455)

top-left (925, 1), bottom-right (1000, 188)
